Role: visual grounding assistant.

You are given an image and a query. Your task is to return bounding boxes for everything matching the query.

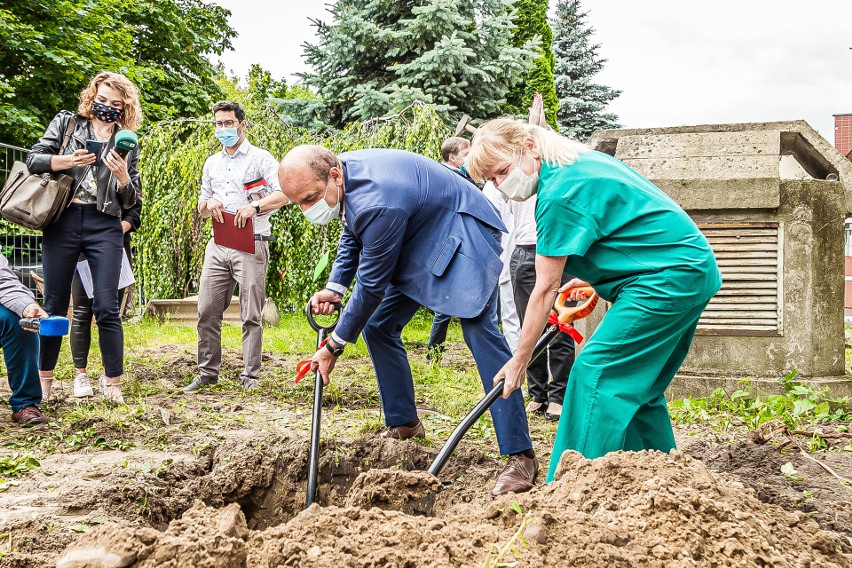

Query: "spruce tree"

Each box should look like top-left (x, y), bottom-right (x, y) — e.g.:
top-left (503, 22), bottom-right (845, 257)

top-left (551, 0), bottom-right (621, 140)
top-left (300, 0), bottom-right (537, 127)
top-left (503, 0), bottom-right (559, 129)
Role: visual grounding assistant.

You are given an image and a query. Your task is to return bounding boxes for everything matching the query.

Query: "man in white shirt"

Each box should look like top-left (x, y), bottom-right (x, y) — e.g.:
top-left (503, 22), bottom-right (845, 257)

top-left (509, 194), bottom-right (575, 421)
top-left (184, 101), bottom-right (289, 393)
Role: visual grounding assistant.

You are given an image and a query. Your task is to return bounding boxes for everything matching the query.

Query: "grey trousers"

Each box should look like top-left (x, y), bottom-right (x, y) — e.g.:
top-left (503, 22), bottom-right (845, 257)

top-left (197, 238), bottom-right (269, 381)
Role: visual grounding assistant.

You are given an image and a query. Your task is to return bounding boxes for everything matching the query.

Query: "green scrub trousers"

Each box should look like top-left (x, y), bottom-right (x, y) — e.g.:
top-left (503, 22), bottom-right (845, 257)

top-left (545, 297), bottom-right (709, 482)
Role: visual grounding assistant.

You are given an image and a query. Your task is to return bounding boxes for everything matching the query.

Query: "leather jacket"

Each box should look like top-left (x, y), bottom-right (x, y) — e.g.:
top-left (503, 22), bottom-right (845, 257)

top-left (26, 111), bottom-right (140, 217)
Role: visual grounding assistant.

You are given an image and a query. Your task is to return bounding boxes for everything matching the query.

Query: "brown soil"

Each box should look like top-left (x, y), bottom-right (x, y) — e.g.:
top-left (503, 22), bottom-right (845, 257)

top-left (2, 346), bottom-right (851, 567)
top-left (53, 450), bottom-right (852, 568)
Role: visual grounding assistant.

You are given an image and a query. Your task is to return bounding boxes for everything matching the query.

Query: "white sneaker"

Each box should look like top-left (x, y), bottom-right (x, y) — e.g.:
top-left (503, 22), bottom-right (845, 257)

top-left (73, 372), bottom-right (94, 398)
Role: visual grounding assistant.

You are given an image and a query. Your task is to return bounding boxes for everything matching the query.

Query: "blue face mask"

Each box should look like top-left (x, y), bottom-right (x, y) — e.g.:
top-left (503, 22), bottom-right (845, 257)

top-left (215, 127), bottom-right (240, 148)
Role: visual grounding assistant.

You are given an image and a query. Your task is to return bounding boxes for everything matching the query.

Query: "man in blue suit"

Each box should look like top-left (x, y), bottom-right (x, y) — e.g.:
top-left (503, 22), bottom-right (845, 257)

top-left (278, 145), bottom-right (537, 495)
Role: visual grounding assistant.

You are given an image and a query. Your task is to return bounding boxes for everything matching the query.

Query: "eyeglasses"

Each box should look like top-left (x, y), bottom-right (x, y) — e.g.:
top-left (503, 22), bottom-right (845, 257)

top-left (214, 120), bottom-right (239, 128)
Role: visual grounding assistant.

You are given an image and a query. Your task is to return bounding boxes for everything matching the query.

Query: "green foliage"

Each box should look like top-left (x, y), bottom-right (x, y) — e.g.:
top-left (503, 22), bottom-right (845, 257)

top-left (669, 372), bottom-right (852, 434)
top-left (299, 0), bottom-right (538, 128)
top-left (0, 453), bottom-right (40, 492)
top-left (0, 0), bottom-right (235, 146)
top-left (137, 93), bottom-right (449, 307)
top-left (550, 0), bottom-right (621, 140)
top-left (503, 0), bottom-right (559, 128)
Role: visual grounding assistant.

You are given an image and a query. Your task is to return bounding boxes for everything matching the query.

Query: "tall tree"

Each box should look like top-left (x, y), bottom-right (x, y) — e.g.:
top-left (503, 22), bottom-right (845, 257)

top-left (300, 0), bottom-right (538, 127)
top-left (0, 0), bottom-right (235, 146)
top-left (551, 0), bottom-right (621, 140)
top-left (503, 0), bottom-right (559, 129)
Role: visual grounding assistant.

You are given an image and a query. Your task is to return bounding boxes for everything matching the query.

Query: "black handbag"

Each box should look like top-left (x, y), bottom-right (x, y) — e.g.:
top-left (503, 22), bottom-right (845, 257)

top-left (0, 117), bottom-right (78, 230)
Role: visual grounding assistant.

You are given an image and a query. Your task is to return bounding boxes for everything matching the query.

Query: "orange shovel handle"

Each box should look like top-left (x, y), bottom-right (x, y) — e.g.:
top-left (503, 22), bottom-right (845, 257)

top-left (554, 286), bottom-right (598, 324)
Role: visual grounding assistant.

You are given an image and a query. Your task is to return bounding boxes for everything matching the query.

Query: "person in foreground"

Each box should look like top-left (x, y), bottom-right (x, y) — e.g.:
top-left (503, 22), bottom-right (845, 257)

top-left (278, 145), bottom-right (537, 496)
top-left (466, 118), bottom-right (722, 482)
top-left (26, 71), bottom-right (143, 404)
top-left (0, 253), bottom-right (48, 425)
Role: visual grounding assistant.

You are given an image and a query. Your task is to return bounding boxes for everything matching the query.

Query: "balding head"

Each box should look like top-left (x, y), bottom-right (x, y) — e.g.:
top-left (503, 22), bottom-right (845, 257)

top-left (278, 144), bottom-right (344, 213)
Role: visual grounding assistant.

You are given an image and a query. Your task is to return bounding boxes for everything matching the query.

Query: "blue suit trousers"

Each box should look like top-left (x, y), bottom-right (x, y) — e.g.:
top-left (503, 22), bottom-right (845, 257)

top-left (0, 305), bottom-right (41, 412)
top-left (362, 285), bottom-right (532, 456)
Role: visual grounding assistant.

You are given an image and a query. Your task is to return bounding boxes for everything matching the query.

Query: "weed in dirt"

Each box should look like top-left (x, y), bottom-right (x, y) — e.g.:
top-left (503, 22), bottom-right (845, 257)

top-left (0, 453), bottom-right (40, 492)
top-left (670, 371), bottom-right (852, 439)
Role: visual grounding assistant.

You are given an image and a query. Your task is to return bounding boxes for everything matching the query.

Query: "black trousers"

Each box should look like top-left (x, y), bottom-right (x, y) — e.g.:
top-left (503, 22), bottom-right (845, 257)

top-left (70, 238), bottom-right (133, 370)
top-left (510, 245), bottom-right (575, 405)
top-left (41, 204), bottom-right (124, 377)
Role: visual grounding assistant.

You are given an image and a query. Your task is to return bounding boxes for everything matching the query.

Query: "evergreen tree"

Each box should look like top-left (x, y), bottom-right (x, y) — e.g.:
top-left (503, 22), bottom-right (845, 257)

top-left (300, 0), bottom-right (537, 127)
top-left (551, 0), bottom-right (621, 140)
top-left (503, 0), bottom-right (559, 129)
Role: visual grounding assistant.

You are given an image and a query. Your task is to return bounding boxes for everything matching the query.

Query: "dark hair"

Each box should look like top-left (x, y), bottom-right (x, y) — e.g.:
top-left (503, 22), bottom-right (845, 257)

top-left (212, 101), bottom-right (245, 122)
top-left (441, 136), bottom-right (470, 162)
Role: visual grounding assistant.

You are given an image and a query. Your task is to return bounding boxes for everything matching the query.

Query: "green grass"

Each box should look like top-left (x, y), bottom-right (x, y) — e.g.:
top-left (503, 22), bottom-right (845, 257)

top-left (2, 308), bottom-right (557, 461)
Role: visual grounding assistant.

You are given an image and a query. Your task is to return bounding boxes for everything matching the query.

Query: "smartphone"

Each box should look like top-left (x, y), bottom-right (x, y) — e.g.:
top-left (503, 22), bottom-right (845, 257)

top-left (85, 140), bottom-right (105, 167)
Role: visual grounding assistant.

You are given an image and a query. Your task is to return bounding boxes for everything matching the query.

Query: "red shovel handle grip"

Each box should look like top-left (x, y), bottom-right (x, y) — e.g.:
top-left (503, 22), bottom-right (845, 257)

top-left (554, 286), bottom-right (598, 324)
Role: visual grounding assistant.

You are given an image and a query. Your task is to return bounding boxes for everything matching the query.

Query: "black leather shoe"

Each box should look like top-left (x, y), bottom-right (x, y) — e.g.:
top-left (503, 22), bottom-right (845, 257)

top-left (379, 419), bottom-right (425, 440)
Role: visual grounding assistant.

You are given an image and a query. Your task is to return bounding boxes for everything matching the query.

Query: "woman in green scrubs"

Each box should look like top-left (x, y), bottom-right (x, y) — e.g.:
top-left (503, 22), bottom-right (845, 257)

top-left (467, 117), bottom-right (722, 482)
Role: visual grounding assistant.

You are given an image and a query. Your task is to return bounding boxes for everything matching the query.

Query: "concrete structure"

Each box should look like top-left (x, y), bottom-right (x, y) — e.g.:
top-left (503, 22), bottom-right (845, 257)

top-left (583, 121), bottom-right (852, 395)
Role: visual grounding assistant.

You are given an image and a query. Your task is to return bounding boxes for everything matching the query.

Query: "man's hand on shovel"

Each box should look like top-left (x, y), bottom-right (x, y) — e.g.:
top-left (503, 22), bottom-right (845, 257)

top-left (494, 355), bottom-right (529, 399)
top-left (310, 345), bottom-right (337, 386)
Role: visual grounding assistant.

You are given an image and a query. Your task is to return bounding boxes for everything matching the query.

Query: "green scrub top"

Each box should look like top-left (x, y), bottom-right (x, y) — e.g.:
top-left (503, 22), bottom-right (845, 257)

top-left (534, 150), bottom-right (721, 310)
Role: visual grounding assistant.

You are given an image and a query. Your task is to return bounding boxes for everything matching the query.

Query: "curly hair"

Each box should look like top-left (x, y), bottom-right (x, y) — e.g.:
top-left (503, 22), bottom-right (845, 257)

top-left (77, 71), bottom-right (143, 131)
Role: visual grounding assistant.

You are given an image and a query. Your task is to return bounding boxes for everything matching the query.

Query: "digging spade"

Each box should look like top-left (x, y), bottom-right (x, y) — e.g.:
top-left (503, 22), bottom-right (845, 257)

top-left (427, 287), bottom-right (599, 477)
top-left (296, 300), bottom-right (341, 508)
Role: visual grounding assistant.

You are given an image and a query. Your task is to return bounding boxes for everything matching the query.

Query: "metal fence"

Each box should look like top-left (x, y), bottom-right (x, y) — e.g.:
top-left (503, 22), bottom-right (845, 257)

top-left (0, 142), bottom-right (145, 310)
top-left (0, 142), bottom-right (28, 187)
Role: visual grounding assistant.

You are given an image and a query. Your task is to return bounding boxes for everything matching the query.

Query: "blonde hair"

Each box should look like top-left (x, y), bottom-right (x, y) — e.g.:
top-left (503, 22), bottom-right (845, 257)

top-left (77, 71), bottom-right (143, 131)
top-left (467, 118), bottom-right (588, 182)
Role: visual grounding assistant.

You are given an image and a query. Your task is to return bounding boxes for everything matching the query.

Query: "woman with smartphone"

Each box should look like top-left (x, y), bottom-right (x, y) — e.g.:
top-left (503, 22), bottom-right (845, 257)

top-left (26, 71), bottom-right (142, 404)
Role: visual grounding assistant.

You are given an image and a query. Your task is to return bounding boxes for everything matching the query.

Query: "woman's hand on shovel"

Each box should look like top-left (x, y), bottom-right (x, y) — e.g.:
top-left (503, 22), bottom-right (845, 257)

top-left (310, 345), bottom-right (337, 386)
top-left (494, 355), bottom-right (528, 399)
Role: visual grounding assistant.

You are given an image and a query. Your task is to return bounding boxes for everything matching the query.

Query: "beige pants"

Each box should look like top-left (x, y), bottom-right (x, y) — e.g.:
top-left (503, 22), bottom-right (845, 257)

top-left (197, 238), bottom-right (269, 380)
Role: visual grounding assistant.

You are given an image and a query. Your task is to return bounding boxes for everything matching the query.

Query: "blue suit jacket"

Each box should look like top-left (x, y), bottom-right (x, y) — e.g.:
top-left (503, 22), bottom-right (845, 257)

top-left (329, 149), bottom-right (506, 343)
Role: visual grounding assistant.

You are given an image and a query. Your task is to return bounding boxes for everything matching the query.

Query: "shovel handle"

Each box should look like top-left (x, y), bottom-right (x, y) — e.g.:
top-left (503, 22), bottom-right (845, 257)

top-left (305, 300), bottom-right (342, 333)
top-left (554, 286), bottom-right (598, 324)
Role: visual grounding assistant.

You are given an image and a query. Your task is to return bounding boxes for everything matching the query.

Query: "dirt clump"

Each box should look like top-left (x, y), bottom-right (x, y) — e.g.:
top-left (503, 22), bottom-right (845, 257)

top-left (56, 501), bottom-right (247, 568)
top-left (344, 468), bottom-right (442, 513)
top-left (64, 449), bottom-right (850, 567)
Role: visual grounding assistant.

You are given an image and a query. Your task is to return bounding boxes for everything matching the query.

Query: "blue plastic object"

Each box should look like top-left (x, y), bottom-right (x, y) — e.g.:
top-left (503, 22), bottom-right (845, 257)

top-left (19, 315), bottom-right (70, 336)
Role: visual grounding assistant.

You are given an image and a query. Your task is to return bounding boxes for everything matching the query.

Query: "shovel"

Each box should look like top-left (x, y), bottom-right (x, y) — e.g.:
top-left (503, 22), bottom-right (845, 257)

top-left (296, 300), bottom-right (341, 508)
top-left (427, 287), bottom-right (598, 477)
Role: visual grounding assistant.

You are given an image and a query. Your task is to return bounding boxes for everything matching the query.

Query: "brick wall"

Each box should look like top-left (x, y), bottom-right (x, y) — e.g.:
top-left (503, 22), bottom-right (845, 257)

top-left (836, 114), bottom-right (852, 158)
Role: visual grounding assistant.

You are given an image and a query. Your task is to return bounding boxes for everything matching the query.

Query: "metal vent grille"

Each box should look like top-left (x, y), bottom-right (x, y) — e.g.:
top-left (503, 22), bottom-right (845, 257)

top-left (697, 222), bottom-right (782, 336)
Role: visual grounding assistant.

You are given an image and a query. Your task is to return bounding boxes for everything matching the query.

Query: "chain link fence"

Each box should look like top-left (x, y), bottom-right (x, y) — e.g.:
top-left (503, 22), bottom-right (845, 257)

top-left (0, 142), bottom-right (144, 311)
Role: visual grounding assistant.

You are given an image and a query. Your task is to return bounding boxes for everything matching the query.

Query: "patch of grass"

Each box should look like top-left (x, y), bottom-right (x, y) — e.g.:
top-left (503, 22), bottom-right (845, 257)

top-left (670, 371), bottom-right (852, 439)
top-left (0, 453), bottom-right (40, 492)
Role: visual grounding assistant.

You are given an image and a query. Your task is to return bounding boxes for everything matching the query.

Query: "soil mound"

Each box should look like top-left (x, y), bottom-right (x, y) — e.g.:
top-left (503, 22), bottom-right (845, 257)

top-left (56, 501), bottom-right (248, 568)
top-left (344, 468), bottom-right (443, 512)
top-left (58, 450), bottom-right (852, 567)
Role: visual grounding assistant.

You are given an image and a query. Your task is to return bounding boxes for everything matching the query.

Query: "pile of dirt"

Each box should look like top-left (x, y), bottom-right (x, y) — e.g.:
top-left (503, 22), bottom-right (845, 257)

top-left (56, 450), bottom-right (852, 567)
top-left (682, 433), bottom-right (852, 551)
top-left (57, 501), bottom-right (248, 568)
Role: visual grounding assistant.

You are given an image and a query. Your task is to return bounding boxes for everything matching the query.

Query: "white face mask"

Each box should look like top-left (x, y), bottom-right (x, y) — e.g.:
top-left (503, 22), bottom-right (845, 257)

top-left (496, 151), bottom-right (539, 202)
top-left (303, 174), bottom-right (341, 225)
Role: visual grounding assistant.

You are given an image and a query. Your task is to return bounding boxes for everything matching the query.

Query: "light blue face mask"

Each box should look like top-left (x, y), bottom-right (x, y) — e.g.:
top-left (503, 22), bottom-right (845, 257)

top-left (303, 174), bottom-right (341, 225)
top-left (215, 127), bottom-right (240, 148)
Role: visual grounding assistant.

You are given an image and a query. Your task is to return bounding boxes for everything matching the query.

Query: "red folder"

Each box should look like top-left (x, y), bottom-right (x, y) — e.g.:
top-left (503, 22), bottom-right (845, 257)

top-left (212, 212), bottom-right (255, 254)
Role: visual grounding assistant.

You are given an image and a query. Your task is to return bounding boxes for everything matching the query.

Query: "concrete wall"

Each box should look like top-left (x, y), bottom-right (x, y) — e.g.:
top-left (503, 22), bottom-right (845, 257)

top-left (587, 122), bottom-right (852, 379)
top-left (683, 180), bottom-right (846, 377)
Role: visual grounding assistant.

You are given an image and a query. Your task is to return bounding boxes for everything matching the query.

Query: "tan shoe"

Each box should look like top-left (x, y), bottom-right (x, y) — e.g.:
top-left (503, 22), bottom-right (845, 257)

top-left (492, 455), bottom-right (538, 496)
top-left (525, 399), bottom-right (547, 415)
top-left (40, 377), bottom-right (53, 403)
top-left (379, 419), bottom-right (425, 440)
top-left (545, 402), bottom-right (563, 421)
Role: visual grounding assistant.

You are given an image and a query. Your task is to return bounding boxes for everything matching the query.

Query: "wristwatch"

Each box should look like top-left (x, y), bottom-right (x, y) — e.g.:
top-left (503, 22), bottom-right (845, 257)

top-left (251, 200), bottom-right (261, 214)
top-left (325, 338), bottom-right (345, 357)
